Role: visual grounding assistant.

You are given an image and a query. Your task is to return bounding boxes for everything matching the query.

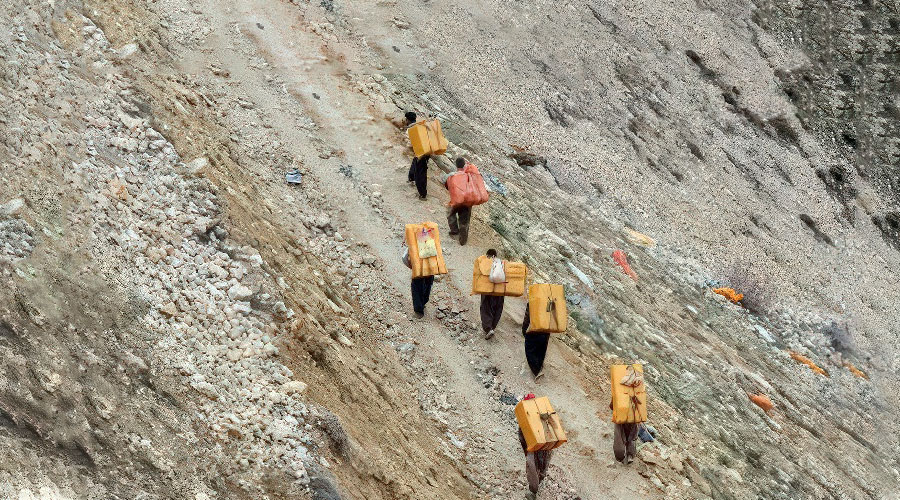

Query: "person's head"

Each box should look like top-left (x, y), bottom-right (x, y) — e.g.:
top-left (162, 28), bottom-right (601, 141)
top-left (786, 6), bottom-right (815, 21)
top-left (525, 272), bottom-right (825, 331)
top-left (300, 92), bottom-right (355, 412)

top-left (486, 249), bottom-right (497, 258)
top-left (455, 157), bottom-right (466, 170)
top-left (405, 111), bottom-right (417, 124)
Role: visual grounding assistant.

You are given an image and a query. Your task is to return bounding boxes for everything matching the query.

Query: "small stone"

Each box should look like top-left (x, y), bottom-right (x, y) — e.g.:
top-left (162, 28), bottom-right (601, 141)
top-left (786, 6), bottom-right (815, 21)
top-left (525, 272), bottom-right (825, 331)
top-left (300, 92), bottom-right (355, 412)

top-left (160, 302), bottom-right (178, 317)
top-left (115, 43), bottom-right (139, 59)
top-left (723, 468), bottom-right (743, 483)
top-left (184, 157), bottom-right (209, 176)
top-left (362, 254), bottom-right (376, 265)
top-left (228, 283), bottom-right (254, 301)
top-left (281, 380), bottom-right (307, 394)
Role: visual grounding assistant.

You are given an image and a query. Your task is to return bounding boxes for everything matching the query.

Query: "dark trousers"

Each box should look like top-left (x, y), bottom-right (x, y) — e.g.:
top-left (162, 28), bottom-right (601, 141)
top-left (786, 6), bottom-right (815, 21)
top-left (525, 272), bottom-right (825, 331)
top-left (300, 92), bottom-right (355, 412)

top-left (447, 205), bottom-right (471, 245)
top-left (524, 333), bottom-right (550, 376)
top-left (613, 423), bottom-right (639, 463)
top-left (480, 295), bottom-right (504, 333)
top-left (521, 304), bottom-right (549, 375)
top-left (410, 276), bottom-right (434, 314)
top-left (408, 156), bottom-right (429, 197)
top-left (518, 428), bottom-right (552, 492)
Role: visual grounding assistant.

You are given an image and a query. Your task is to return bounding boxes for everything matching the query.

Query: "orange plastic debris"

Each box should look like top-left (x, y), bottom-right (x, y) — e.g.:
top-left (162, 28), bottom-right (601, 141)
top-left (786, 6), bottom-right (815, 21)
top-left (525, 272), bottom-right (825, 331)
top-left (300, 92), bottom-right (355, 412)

top-left (713, 287), bottom-right (743, 304)
top-left (789, 351), bottom-right (829, 377)
top-left (611, 250), bottom-right (638, 281)
top-left (845, 363), bottom-right (868, 379)
top-left (748, 393), bottom-right (774, 413)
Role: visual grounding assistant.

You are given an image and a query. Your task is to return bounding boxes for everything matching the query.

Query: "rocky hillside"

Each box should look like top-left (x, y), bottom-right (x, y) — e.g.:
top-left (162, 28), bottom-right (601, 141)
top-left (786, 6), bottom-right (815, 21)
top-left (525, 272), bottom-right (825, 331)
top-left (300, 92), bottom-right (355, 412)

top-left (1, 0), bottom-right (897, 499)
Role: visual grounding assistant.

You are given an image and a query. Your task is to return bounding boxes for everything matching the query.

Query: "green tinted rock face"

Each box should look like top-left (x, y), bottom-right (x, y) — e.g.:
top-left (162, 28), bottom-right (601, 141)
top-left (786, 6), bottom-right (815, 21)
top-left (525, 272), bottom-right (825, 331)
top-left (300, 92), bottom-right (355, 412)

top-left (753, 1), bottom-right (900, 207)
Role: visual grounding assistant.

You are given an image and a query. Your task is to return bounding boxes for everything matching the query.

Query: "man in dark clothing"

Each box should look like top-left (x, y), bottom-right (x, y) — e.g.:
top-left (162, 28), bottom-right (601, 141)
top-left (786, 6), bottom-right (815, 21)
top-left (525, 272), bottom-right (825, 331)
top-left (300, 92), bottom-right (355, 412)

top-left (480, 249), bottom-right (504, 339)
top-left (443, 157), bottom-right (472, 245)
top-left (521, 303), bottom-right (549, 381)
top-left (404, 111), bottom-right (430, 199)
top-left (518, 394), bottom-right (553, 494)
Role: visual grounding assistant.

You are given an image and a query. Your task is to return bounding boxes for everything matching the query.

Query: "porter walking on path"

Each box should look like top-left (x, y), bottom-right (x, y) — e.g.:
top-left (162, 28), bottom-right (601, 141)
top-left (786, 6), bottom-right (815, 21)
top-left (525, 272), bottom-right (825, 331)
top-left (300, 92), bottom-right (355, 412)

top-left (479, 248), bottom-right (505, 339)
top-left (443, 157), bottom-right (473, 244)
top-left (517, 394), bottom-right (554, 494)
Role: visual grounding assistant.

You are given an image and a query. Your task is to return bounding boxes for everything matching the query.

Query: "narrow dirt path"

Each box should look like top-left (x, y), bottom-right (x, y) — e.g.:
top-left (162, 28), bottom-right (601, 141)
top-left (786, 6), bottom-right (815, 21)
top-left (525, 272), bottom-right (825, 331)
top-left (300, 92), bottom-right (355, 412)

top-left (180, 0), bottom-right (659, 497)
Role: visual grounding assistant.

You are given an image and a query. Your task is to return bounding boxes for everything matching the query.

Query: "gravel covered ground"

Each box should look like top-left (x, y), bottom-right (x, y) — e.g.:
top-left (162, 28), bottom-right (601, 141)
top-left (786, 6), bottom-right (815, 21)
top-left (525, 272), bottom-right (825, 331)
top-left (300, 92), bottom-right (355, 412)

top-left (1, 0), bottom-right (897, 499)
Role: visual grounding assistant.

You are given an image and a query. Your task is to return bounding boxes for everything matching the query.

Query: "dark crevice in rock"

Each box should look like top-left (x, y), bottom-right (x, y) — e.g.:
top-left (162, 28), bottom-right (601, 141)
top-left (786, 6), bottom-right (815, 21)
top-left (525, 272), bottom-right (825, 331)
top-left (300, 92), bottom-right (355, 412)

top-left (798, 213), bottom-right (835, 246)
top-left (815, 164), bottom-right (857, 221)
top-left (871, 211), bottom-right (900, 250)
top-left (684, 49), bottom-right (717, 81)
top-left (587, 4), bottom-right (619, 34)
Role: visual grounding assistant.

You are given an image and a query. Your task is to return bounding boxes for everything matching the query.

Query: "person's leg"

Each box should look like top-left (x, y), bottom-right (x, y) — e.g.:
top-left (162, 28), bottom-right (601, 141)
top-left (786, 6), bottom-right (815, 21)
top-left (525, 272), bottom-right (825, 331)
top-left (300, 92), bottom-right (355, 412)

top-left (524, 333), bottom-right (550, 376)
top-left (525, 453), bottom-right (539, 493)
top-left (625, 423), bottom-right (639, 462)
top-left (479, 295), bottom-right (492, 333)
top-left (613, 423), bottom-right (627, 463)
top-left (408, 157), bottom-right (416, 182)
top-left (414, 158), bottom-right (428, 198)
top-left (536, 450), bottom-right (552, 481)
top-left (421, 275), bottom-right (434, 307)
top-left (490, 296), bottom-right (504, 330)
top-left (457, 206), bottom-right (471, 245)
top-left (447, 206), bottom-right (460, 235)
top-left (411, 279), bottom-right (425, 314)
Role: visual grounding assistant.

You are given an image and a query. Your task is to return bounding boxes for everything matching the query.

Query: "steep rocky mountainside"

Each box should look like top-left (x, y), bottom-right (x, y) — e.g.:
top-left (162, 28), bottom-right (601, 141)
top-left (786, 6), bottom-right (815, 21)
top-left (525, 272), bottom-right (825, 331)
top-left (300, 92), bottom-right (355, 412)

top-left (1, 0), bottom-right (897, 499)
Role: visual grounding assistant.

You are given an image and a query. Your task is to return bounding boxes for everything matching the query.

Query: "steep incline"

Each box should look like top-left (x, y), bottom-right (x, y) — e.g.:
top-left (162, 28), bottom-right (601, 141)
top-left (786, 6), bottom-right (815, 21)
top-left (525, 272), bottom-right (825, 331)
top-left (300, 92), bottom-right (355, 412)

top-left (1, 0), bottom-right (897, 499)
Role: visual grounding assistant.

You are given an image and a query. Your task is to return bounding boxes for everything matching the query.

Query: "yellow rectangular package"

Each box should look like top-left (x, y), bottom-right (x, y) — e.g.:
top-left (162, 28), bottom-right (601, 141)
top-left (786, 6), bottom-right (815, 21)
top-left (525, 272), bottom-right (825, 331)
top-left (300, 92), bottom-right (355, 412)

top-left (515, 396), bottom-right (567, 452)
top-left (610, 364), bottom-right (648, 424)
top-left (471, 256), bottom-right (527, 296)
top-left (408, 119), bottom-right (448, 157)
top-left (527, 284), bottom-right (567, 333)
top-left (405, 222), bottom-right (448, 278)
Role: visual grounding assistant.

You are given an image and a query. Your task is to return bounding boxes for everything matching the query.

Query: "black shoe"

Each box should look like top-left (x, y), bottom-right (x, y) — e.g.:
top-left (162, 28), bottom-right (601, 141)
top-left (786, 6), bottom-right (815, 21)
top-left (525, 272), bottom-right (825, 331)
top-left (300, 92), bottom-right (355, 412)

top-left (418, 196), bottom-right (427, 200)
top-left (414, 311), bottom-right (424, 318)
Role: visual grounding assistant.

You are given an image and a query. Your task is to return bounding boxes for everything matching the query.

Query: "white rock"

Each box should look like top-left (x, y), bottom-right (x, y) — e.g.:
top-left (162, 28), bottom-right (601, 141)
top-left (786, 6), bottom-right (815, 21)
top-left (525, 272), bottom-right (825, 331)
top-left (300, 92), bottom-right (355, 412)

top-left (281, 381), bottom-right (307, 394)
top-left (228, 283), bottom-right (253, 301)
top-left (1, 198), bottom-right (25, 216)
top-left (115, 43), bottom-right (139, 59)
top-left (185, 157), bottom-right (209, 176)
top-left (160, 302), bottom-right (178, 317)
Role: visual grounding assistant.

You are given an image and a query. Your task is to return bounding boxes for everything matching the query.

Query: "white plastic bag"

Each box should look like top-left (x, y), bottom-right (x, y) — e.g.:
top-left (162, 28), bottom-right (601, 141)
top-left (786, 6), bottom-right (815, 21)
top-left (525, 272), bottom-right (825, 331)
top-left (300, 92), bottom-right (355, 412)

top-left (401, 245), bottom-right (411, 269)
top-left (488, 258), bottom-right (506, 283)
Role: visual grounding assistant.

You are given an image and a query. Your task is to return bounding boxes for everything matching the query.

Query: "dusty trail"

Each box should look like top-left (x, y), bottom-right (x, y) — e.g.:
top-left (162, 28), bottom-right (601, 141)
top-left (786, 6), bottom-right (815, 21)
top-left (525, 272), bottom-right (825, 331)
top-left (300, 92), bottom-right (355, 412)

top-left (181, 0), bottom-right (658, 497)
top-left (3, 0), bottom-right (895, 498)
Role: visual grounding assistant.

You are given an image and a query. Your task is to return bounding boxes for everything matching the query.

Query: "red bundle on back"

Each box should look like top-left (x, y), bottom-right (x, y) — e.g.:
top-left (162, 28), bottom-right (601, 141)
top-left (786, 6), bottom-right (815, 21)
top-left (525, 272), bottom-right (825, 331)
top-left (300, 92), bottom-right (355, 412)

top-left (447, 162), bottom-right (489, 207)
